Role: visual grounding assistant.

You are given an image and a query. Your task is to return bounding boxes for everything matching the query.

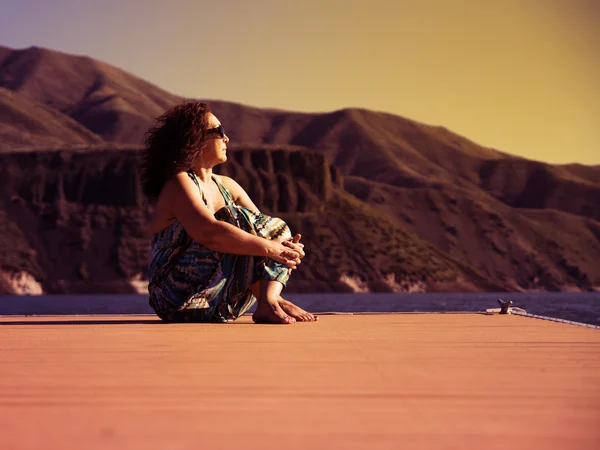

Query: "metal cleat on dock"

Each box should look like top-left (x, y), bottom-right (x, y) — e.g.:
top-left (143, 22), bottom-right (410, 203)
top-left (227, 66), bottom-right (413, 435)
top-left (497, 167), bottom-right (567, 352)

top-left (498, 298), bottom-right (513, 314)
top-left (485, 299), bottom-right (527, 315)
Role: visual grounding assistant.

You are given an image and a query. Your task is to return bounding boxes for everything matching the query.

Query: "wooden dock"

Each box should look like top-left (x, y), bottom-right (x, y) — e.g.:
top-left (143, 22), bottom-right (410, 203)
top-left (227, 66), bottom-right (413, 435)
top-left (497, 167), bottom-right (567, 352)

top-left (1, 313), bottom-right (598, 449)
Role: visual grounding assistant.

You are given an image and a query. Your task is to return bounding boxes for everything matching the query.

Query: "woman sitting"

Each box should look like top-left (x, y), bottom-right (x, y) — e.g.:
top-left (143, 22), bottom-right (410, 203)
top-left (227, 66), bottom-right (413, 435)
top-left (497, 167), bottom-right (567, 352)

top-left (140, 101), bottom-right (317, 324)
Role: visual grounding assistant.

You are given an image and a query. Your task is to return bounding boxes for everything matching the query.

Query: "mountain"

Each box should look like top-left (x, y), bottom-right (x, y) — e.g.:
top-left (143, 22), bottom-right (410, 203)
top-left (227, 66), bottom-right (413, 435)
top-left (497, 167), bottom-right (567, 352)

top-left (0, 45), bottom-right (599, 294)
top-left (0, 87), bottom-right (104, 148)
top-left (0, 45), bottom-right (180, 143)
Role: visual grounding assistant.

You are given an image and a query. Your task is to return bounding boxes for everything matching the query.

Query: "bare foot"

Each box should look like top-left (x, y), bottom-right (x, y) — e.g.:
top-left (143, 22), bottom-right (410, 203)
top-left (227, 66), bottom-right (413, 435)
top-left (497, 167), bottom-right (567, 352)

top-left (253, 301), bottom-right (296, 324)
top-left (279, 298), bottom-right (318, 322)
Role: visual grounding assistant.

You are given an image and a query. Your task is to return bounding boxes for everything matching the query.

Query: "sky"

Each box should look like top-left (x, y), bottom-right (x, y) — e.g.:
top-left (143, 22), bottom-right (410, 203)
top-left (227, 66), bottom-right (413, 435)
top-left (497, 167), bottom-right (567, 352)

top-left (1, 0), bottom-right (598, 165)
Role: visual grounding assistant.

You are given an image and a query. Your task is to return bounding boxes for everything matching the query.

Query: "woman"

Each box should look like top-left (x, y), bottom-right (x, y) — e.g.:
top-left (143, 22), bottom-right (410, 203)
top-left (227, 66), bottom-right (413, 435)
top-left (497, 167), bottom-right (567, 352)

top-left (140, 101), bottom-right (317, 324)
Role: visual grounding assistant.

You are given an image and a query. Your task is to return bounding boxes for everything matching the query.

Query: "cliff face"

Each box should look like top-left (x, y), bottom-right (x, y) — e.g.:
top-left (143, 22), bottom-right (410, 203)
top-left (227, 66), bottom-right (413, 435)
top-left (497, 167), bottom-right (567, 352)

top-left (0, 149), bottom-right (149, 293)
top-left (2, 149), bottom-right (598, 294)
top-left (215, 144), bottom-right (341, 213)
top-left (1, 145), bottom-right (487, 294)
top-left (5, 146), bottom-right (444, 294)
top-left (2, 149), bottom-right (599, 295)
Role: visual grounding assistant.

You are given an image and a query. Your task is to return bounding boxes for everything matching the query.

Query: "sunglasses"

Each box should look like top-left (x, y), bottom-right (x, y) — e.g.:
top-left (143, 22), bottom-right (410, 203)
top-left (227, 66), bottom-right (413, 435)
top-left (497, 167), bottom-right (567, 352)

top-left (206, 125), bottom-right (226, 139)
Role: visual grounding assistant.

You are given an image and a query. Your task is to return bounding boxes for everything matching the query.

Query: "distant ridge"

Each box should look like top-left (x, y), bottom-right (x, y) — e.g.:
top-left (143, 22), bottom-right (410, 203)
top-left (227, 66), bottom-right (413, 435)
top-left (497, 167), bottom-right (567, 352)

top-left (0, 45), bottom-right (181, 143)
top-left (0, 86), bottom-right (104, 148)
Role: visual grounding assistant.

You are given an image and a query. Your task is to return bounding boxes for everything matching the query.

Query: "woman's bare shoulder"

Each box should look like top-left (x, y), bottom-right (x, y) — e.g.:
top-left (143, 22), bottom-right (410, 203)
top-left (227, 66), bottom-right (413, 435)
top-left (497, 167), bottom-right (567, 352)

top-left (144, 172), bottom-right (199, 235)
top-left (214, 173), bottom-right (233, 185)
top-left (214, 174), bottom-right (239, 195)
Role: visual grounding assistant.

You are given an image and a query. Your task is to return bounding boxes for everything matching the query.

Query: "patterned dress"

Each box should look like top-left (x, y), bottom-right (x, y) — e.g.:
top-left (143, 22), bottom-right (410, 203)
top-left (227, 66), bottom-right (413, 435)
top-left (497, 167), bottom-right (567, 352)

top-left (148, 170), bottom-right (291, 322)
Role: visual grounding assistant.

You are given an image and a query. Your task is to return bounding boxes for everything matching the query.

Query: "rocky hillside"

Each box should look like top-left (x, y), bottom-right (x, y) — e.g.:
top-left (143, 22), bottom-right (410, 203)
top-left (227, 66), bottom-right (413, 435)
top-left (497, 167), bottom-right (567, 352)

top-left (0, 45), bottom-right (599, 294)
top-left (0, 146), bottom-right (490, 294)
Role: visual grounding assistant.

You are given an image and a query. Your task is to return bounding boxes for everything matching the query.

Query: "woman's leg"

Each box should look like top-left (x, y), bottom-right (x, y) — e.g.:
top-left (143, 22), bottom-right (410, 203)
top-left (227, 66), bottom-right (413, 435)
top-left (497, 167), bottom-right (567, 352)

top-left (250, 280), bottom-right (295, 324)
top-left (249, 281), bottom-right (318, 323)
top-left (209, 204), bottom-right (316, 323)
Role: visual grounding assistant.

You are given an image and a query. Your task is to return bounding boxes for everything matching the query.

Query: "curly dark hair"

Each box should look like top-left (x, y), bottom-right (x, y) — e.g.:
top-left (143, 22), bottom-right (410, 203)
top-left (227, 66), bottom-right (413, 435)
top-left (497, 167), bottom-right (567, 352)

top-left (139, 101), bottom-right (212, 199)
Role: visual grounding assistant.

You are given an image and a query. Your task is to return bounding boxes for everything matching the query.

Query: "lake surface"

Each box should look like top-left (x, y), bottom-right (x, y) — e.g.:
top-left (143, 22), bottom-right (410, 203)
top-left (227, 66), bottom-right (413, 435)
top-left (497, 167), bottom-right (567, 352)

top-left (1, 292), bottom-right (599, 327)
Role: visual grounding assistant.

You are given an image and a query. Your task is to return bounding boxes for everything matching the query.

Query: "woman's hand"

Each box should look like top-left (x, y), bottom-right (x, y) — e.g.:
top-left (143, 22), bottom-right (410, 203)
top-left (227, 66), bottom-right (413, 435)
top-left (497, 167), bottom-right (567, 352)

top-left (283, 234), bottom-right (305, 274)
top-left (284, 234), bottom-right (304, 259)
top-left (266, 239), bottom-right (301, 269)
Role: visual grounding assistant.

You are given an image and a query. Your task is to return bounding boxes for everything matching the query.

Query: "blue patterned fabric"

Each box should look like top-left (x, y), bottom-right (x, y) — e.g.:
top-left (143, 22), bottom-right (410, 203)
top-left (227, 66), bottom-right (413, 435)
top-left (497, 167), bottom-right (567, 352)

top-left (148, 171), bottom-right (291, 322)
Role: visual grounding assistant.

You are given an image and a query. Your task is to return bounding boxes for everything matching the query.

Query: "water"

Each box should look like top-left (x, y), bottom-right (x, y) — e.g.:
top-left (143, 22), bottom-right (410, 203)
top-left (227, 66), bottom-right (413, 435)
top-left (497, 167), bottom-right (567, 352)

top-left (1, 292), bottom-right (599, 327)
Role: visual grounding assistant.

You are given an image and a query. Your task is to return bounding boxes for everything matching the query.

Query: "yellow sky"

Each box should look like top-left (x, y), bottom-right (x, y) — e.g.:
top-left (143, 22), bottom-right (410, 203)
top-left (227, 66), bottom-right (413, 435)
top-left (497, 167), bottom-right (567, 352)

top-left (2, 0), bottom-right (599, 164)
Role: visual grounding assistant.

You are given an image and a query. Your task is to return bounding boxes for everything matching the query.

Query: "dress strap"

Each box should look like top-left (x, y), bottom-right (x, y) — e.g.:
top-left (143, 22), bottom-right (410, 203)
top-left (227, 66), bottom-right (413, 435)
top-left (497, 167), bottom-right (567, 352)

top-left (186, 170), bottom-right (209, 207)
top-left (212, 176), bottom-right (235, 206)
top-left (186, 169), bottom-right (200, 187)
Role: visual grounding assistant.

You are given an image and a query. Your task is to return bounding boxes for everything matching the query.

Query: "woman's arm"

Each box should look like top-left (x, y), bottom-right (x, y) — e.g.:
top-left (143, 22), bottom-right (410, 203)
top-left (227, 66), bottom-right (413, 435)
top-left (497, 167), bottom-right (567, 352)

top-left (163, 173), bottom-right (299, 267)
top-left (217, 174), bottom-right (305, 263)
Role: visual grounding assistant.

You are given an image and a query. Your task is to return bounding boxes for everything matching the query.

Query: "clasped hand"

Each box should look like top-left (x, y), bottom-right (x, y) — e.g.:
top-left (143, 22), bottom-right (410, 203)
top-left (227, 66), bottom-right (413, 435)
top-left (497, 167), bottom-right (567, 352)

top-left (274, 233), bottom-right (305, 272)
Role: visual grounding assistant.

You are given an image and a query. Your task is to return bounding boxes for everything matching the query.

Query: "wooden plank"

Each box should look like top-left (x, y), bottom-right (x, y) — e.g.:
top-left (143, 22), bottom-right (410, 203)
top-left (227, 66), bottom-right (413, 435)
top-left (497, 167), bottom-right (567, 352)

top-left (0, 314), bottom-right (598, 449)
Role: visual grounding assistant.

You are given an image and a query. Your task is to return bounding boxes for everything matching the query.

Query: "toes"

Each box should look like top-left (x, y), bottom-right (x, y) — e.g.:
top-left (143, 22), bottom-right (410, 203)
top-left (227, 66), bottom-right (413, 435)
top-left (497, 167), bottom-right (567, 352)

top-left (293, 311), bottom-right (316, 322)
top-left (253, 303), bottom-right (297, 324)
top-left (283, 314), bottom-right (295, 324)
top-left (273, 305), bottom-right (295, 324)
top-left (277, 300), bottom-right (318, 323)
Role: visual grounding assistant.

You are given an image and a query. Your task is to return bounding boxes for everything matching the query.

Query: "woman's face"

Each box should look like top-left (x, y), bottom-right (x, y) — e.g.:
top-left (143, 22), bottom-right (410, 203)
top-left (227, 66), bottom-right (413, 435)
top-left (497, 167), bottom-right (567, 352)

top-left (199, 112), bottom-right (229, 166)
